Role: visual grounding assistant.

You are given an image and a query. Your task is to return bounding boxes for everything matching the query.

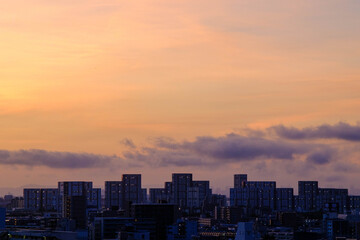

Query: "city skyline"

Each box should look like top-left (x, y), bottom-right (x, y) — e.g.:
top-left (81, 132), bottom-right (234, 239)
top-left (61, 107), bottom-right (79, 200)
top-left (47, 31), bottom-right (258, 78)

top-left (3, 171), bottom-right (360, 197)
top-left (1, 1), bottom-right (360, 196)
top-left (18, 173), bottom-right (360, 215)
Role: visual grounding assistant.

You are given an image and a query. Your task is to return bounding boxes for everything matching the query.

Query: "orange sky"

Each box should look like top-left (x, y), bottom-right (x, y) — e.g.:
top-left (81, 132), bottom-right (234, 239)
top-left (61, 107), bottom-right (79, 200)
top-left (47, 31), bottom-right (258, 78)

top-left (1, 0), bottom-right (360, 194)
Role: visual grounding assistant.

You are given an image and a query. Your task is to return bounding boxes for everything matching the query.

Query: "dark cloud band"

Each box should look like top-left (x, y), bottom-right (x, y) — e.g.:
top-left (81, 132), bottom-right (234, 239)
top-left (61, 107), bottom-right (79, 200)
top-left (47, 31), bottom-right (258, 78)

top-left (123, 133), bottom-right (336, 167)
top-left (270, 122), bottom-right (360, 141)
top-left (0, 122), bottom-right (357, 169)
top-left (0, 149), bottom-right (117, 169)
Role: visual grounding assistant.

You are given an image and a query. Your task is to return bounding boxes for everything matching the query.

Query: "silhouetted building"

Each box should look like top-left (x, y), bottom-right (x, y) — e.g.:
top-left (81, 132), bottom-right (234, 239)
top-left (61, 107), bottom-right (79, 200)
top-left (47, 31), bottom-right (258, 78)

top-left (64, 195), bottom-right (87, 229)
top-left (167, 219), bottom-right (198, 240)
top-left (349, 196), bottom-right (360, 210)
top-left (24, 188), bottom-right (58, 212)
top-left (118, 229), bottom-right (150, 240)
top-left (0, 208), bottom-right (5, 230)
top-left (279, 212), bottom-right (297, 228)
top-left (131, 203), bottom-right (179, 240)
top-left (234, 174), bottom-right (248, 188)
top-left (165, 182), bottom-right (173, 201)
top-left (150, 175), bottom-right (211, 211)
top-left (88, 188), bottom-right (101, 209)
top-left (276, 188), bottom-right (294, 211)
top-left (210, 194), bottom-right (227, 207)
top-left (9, 196), bottom-right (24, 209)
top-left (235, 222), bottom-right (255, 240)
top-left (215, 206), bottom-right (246, 224)
top-left (230, 174), bottom-right (276, 210)
top-left (317, 188), bottom-right (348, 213)
top-left (192, 180), bottom-right (212, 206)
top-left (149, 188), bottom-right (171, 203)
top-left (105, 181), bottom-right (122, 210)
top-left (141, 188), bottom-right (147, 203)
top-left (298, 181), bottom-right (318, 212)
top-left (187, 186), bottom-right (201, 209)
top-left (90, 217), bottom-right (134, 240)
top-left (172, 173), bottom-right (193, 208)
top-left (58, 181), bottom-right (101, 228)
top-left (325, 218), bottom-right (349, 240)
top-left (105, 175), bottom-right (144, 211)
top-left (122, 174), bottom-right (142, 206)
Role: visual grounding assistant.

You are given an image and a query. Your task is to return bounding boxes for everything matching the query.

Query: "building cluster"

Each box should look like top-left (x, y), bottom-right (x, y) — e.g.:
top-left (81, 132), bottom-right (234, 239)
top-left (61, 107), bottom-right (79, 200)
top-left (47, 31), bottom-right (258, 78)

top-left (0, 195), bottom-right (23, 210)
top-left (0, 174), bottom-right (360, 239)
top-left (230, 175), bottom-right (356, 214)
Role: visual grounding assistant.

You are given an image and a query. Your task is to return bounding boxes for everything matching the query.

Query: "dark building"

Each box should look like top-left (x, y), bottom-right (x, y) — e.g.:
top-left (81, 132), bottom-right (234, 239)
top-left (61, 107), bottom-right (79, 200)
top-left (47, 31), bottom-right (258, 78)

top-left (298, 181), bottom-right (319, 212)
top-left (131, 203), bottom-right (179, 240)
top-left (149, 188), bottom-right (171, 203)
top-left (58, 181), bottom-right (97, 216)
top-left (210, 194), bottom-right (227, 207)
top-left (24, 188), bottom-right (58, 212)
top-left (247, 181), bottom-right (276, 210)
top-left (105, 174), bottom-right (144, 211)
top-left (58, 181), bottom-right (101, 230)
top-left (90, 217), bottom-right (134, 240)
top-left (122, 174), bottom-right (142, 206)
top-left (317, 188), bottom-right (348, 213)
top-left (215, 206), bottom-right (245, 224)
top-left (325, 218), bottom-right (349, 240)
top-left (279, 212), bottom-right (298, 228)
top-left (192, 181), bottom-right (212, 206)
top-left (172, 173), bottom-right (193, 208)
top-left (64, 195), bottom-right (87, 229)
top-left (276, 188), bottom-right (294, 211)
top-left (149, 174), bottom-right (212, 211)
top-left (165, 182), bottom-right (173, 201)
top-left (234, 174), bottom-right (248, 188)
top-left (230, 174), bottom-right (276, 210)
top-left (141, 188), bottom-right (147, 203)
top-left (105, 181), bottom-right (122, 210)
top-left (349, 196), bottom-right (360, 210)
top-left (294, 195), bottom-right (299, 210)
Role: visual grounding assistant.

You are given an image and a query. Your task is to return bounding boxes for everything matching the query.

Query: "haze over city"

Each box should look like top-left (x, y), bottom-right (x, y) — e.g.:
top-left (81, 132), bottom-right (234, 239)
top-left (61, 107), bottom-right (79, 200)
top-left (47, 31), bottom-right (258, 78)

top-left (1, 0), bottom-right (360, 196)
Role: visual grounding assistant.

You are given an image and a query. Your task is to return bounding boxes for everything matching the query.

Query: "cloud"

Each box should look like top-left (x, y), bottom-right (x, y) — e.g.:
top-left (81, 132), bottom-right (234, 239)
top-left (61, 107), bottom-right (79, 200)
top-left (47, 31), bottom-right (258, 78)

top-left (306, 149), bottom-right (334, 165)
top-left (122, 133), bottom-right (337, 167)
top-left (123, 147), bottom-right (206, 167)
top-left (270, 122), bottom-right (360, 141)
top-left (121, 138), bottom-right (136, 149)
top-left (1, 122), bottom-right (357, 172)
top-left (333, 162), bottom-right (360, 173)
top-left (325, 175), bottom-right (345, 182)
top-left (0, 149), bottom-right (119, 169)
top-left (178, 134), bottom-right (307, 161)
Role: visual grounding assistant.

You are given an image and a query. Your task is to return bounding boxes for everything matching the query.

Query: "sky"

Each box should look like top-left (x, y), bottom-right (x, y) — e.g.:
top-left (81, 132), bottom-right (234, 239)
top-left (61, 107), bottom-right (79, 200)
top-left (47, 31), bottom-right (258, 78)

top-left (1, 0), bottom-right (360, 196)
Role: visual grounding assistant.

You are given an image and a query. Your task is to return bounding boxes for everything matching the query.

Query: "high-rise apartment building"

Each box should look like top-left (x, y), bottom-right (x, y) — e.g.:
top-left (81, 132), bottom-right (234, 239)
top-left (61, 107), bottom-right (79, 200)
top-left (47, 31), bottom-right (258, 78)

top-left (122, 174), bottom-right (142, 206)
top-left (149, 174), bottom-right (212, 209)
top-left (234, 174), bottom-right (248, 188)
top-left (58, 181), bottom-right (101, 216)
top-left (192, 181), bottom-right (212, 204)
top-left (23, 188), bottom-right (58, 212)
top-left (349, 196), bottom-right (360, 210)
top-left (172, 173), bottom-right (193, 208)
top-left (187, 187), bottom-right (200, 208)
top-left (150, 188), bottom-right (171, 203)
top-left (105, 174), bottom-right (144, 210)
top-left (317, 188), bottom-right (348, 213)
top-left (230, 174), bottom-right (276, 210)
top-left (298, 181), bottom-right (318, 212)
top-left (105, 181), bottom-right (122, 210)
top-left (276, 188), bottom-right (294, 211)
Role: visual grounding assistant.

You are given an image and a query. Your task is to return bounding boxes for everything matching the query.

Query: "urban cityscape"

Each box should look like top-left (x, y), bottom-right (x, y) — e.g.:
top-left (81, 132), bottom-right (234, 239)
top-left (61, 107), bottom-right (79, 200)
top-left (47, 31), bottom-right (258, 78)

top-left (2, 0), bottom-right (360, 240)
top-left (0, 173), bottom-right (360, 239)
